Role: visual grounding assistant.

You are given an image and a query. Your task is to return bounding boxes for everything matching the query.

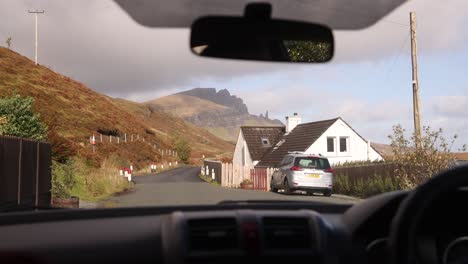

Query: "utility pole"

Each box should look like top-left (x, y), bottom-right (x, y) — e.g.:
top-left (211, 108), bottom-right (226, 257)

top-left (28, 10), bottom-right (45, 65)
top-left (410, 12), bottom-right (422, 149)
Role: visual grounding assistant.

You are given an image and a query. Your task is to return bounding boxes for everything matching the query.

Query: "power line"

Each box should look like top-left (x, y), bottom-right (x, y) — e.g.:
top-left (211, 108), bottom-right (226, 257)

top-left (384, 32), bottom-right (411, 83)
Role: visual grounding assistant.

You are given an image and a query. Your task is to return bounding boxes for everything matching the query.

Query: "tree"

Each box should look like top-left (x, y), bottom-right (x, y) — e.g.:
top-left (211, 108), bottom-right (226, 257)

top-left (284, 41), bottom-right (332, 62)
top-left (174, 138), bottom-right (192, 164)
top-left (0, 94), bottom-right (48, 140)
top-left (5, 36), bottom-right (11, 49)
top-left (388, 124), bottom-right (459, 189)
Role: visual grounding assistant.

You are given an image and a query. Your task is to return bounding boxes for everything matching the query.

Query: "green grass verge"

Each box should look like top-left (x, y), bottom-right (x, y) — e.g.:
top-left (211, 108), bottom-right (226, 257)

top-left (199, 174), bottom-right (220, 186)
top-left (70, 157), bottom-right (134, 202)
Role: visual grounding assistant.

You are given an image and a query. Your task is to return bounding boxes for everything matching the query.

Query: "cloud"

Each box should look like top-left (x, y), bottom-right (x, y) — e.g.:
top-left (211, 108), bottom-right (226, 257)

top-left (0, 0), bottom-right (466, 148)
top-left (335, 0), bottom-right (468, 62)
top-left (429, 95), bottom-right (468, 118)
top-left (1, 0), bottom-right (467, 100)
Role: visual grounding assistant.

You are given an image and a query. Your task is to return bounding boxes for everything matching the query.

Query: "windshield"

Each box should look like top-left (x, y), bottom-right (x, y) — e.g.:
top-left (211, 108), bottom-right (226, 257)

top-left (0, 0), bottom-right (466, 210)
top-left (295, 157), bottom-right (330, 170)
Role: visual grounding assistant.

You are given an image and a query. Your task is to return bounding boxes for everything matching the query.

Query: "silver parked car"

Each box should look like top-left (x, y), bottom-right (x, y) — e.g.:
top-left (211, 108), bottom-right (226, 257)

top-left (270, 152), bottom-right (333, 196)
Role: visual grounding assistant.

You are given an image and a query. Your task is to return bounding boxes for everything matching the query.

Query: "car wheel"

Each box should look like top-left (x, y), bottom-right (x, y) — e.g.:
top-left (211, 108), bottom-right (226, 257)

top-left (270, 181), bottom-right (278, 193)
top-left (323, 189), bottom-right (332, 197)
top-left (283, 179), bottom-right (291, 195)
top-left (306, 191), bottom-right (314, 196)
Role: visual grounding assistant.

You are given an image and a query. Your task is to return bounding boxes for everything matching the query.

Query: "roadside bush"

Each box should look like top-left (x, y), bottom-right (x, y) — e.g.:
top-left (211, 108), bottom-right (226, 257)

top-left (51, 160), bottom-right (76, 198)
top-left (334, 173), bottom-right (398, 198)
top-left (333, 159), bottom-right (385, 168)
top-left (0, 94), bottom-right (48, 140)
top-left (174, 137), bottom-right (192, 164)
top-left (388, 125), bottom-right (462, 189)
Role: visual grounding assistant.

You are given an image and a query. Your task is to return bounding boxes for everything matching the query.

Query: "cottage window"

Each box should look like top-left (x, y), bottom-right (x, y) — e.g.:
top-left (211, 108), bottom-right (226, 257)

top-left (261, 137), bottom-right (270, 147)
top-left (340, 137), bottom-right (349, 152)
top-left (327, 137), bottom-right (335, 152)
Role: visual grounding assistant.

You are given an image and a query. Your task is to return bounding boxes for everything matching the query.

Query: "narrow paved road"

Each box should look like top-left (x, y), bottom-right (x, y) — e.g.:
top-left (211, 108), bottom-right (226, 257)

top-left (98, 167), bottom-right (359, 208)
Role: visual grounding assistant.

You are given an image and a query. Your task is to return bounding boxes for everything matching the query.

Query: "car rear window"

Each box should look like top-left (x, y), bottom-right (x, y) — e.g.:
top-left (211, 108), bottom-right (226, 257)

top-left (294, 157), bottom-right (330, 170)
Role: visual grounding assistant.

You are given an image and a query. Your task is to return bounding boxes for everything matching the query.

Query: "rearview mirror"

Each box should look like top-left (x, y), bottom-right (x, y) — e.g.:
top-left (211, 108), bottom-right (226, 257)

top-left (190, 3), bottom-right (334, 63)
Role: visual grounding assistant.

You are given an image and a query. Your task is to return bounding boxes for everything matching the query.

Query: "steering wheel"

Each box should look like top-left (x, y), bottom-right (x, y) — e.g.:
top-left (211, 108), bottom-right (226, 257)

top-left (389, 164), bottom-right (468, 264)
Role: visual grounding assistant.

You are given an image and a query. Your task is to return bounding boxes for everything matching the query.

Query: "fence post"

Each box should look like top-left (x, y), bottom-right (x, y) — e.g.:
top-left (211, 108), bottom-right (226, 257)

top-left (124, 133), bottom-right (127, 143)
top-left (35, 141), bottom-right (40, 207)
top-left (100, 134), bottom-right (103, 143)
top-left (211, 169), bottom-right (215, 180)
top-left (117, 137), bottom-right (120, 144)
top-left (110, 135), bottom-right (112, 143)
top-left (17, 139), bottom-right (23, 204)
top-left (266, 168), bottom-right (271, 191)
top-left (221, 163), bottom-right (225, 186)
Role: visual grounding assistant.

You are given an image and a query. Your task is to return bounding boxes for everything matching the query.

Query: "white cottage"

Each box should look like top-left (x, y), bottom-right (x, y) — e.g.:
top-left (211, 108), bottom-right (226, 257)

top-left (233, 114), bottom-right (383, 168)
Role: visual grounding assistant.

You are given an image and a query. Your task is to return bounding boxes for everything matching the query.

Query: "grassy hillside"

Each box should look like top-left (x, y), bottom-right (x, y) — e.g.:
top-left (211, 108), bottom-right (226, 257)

top-left (0, 47), bottom-right (234, 164)
top-left (146, 94), bottom-right (228, 118)
top-left (146, 92), bottom-right (283, 142)
top-left (112, 98), bottom-right (234, 161)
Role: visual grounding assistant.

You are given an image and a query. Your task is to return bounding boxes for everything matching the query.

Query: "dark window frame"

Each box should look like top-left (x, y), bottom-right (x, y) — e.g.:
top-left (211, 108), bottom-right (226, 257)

top-left (340, 137), bottom-right (348, 152)
top-left (327, 137), bottom-right (335, 152)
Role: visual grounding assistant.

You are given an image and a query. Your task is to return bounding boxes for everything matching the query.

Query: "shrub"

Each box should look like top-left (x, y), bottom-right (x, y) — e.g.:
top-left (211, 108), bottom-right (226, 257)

top-left (334, 173), bottom-right (398, 198)
top-left (97, 128), bottom-right (120, 137)
top-left (0, 94), bottom-right (48, 140)
top-left (388, 125), bottom-right (460, 189)
top-left (241, 179), bottom-right (253, 185)
top-left (174, 137), bottom-right (192, 164)
top-left (51, 160), bottom-right (76, 198)
top-left (145, 128), bottom-right (155, 135)
top-left (333, 159), bottom-right (385, 168)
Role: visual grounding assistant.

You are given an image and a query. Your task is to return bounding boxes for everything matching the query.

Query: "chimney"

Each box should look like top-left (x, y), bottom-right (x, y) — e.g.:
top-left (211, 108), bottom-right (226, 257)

top-left (285, 113), bottom-right (302, 133)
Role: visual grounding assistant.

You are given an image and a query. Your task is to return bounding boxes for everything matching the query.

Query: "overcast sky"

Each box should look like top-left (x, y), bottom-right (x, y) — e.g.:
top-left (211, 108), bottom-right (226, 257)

top-left (0, 0), bottom-right (467, 149)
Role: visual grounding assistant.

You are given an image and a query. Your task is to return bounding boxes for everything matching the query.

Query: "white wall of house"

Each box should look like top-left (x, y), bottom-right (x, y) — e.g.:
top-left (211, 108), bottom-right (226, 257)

top-left (305, 119), bottom-right (383, 165)
top-left (232, 131), bottom-right (255, 168)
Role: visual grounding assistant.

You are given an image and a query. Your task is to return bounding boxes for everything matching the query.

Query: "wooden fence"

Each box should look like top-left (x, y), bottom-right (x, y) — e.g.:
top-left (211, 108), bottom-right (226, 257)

top-left (333, 163), bottom-right (398, 183)
top-left (202, 160), bottom-right (276, 191)
top-left (0, 135), bottom-right (51, 211)
top-left (250, 168), bottom-right (270, 191)
top-left (85, 134), bottom-right (177, 157)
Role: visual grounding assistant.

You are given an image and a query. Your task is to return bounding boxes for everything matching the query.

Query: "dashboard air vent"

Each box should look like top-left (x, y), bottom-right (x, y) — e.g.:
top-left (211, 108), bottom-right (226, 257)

top-left (263, 217), bottom-right (311, 249)
top-left (187, 218), bottom-right (238, 251)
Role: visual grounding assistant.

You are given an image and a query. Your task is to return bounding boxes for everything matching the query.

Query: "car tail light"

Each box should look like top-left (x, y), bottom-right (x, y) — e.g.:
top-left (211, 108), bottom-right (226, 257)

top-left (290, 166), bottom-right (303, 171)
top-left (324, 168), bottom-right (333, 173)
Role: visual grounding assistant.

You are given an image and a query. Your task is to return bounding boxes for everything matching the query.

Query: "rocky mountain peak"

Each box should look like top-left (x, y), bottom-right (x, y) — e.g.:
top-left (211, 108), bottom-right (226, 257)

top-left (178, 88), bottom-right (249, 114)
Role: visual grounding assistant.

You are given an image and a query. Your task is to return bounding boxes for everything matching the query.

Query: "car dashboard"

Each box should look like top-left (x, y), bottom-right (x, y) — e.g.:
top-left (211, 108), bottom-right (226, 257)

top-left (1, 190), bottom-right (467, 264)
